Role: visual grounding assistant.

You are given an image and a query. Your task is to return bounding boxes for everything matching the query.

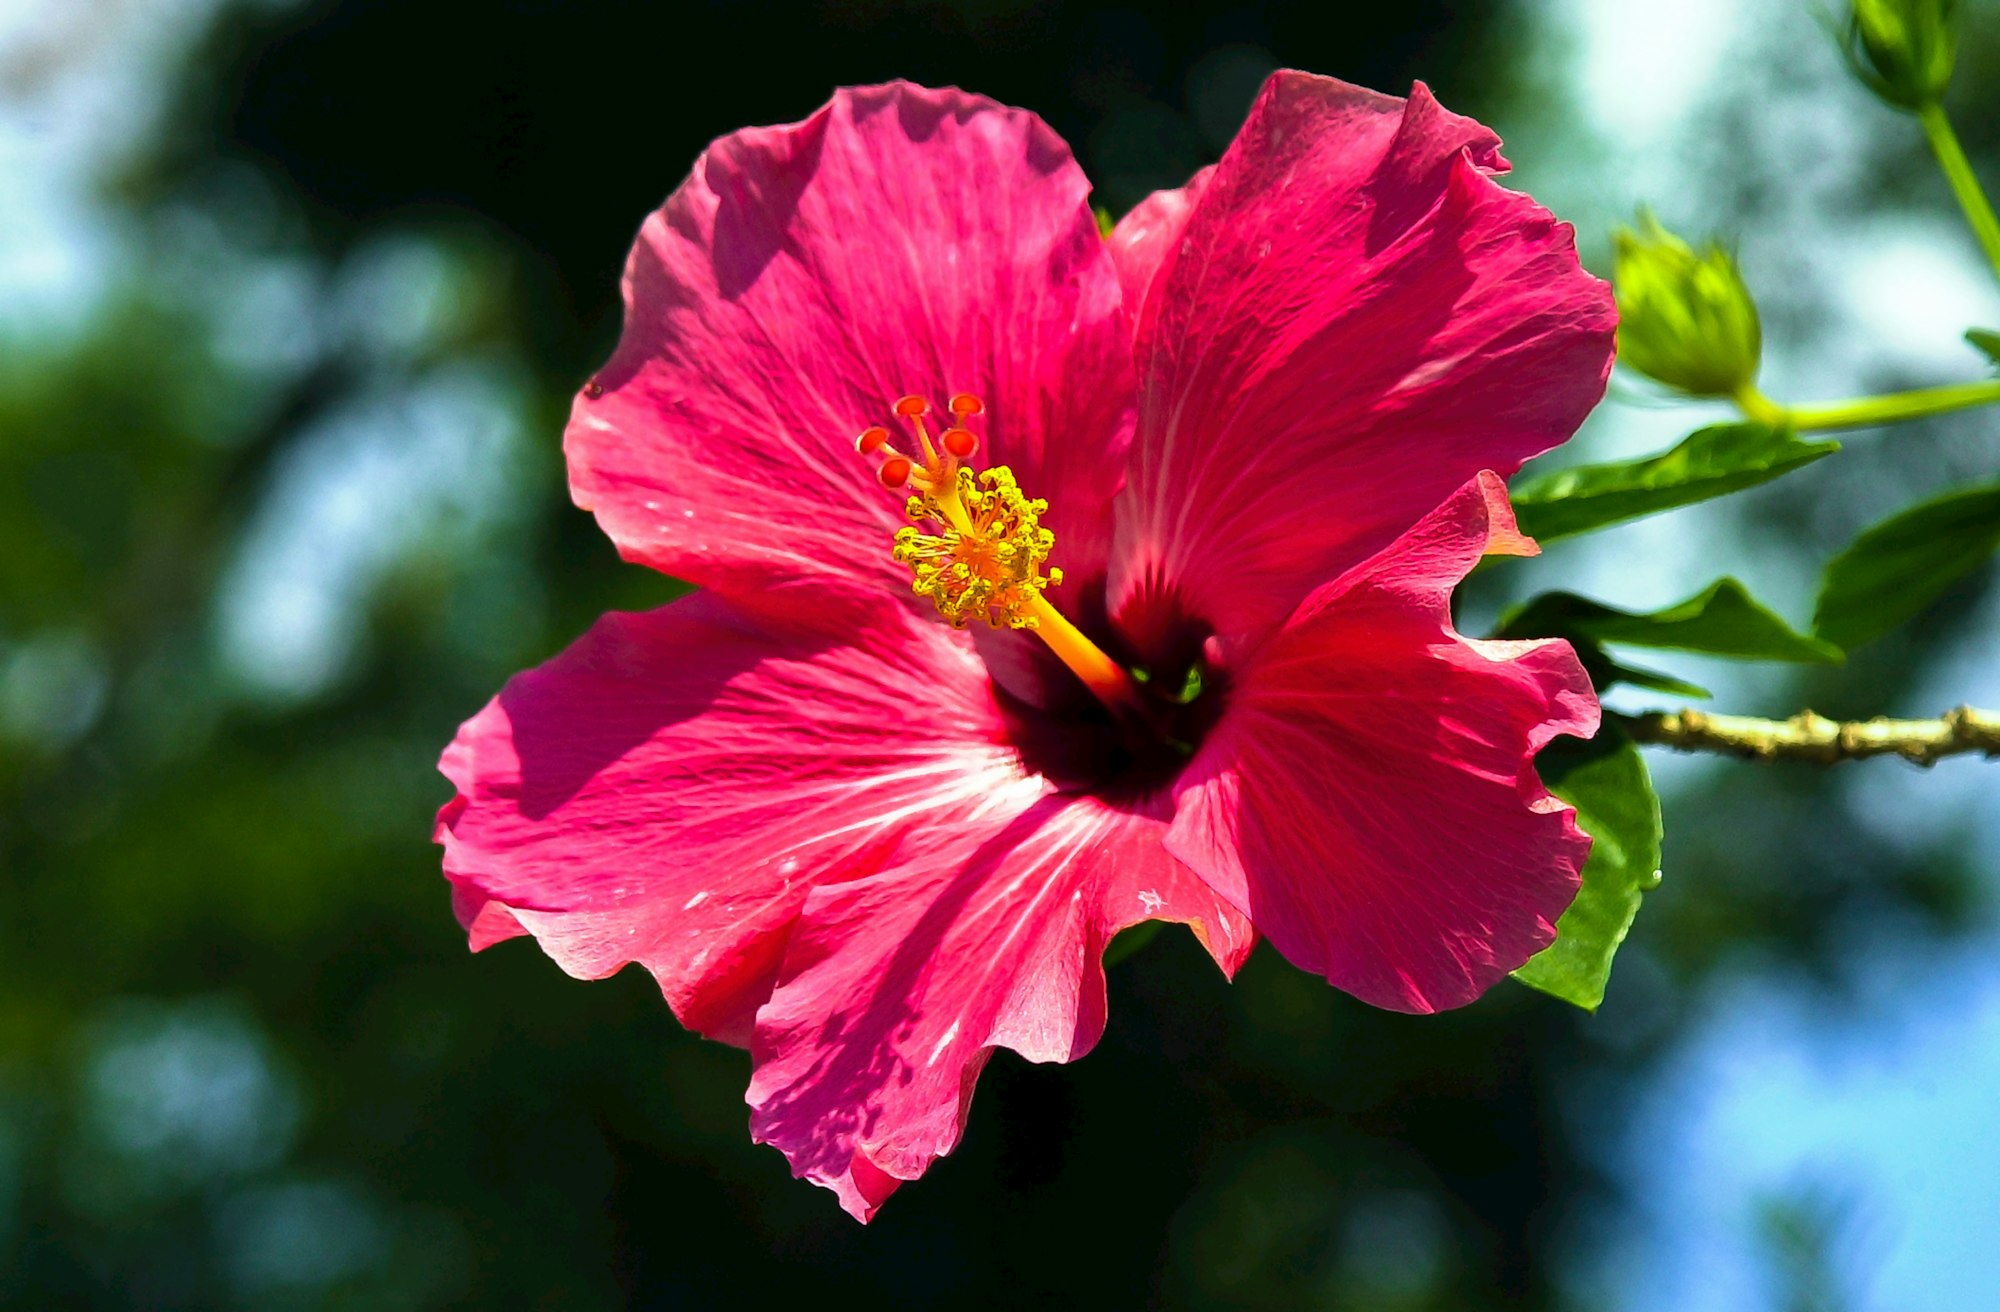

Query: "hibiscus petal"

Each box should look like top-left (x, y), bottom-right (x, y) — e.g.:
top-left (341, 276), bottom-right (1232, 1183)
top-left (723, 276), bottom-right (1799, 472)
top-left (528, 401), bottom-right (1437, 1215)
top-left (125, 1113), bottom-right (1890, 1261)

top-left (1105, 165), bottom-right (1211, 324)
top-left (569, 82), bottom-right (1134, 611)
top-left (1166, 473), bottom-right (1599, 1014)
top-left (1110, 73), bottom-right (1616, 659)
top-left (747, 791), bottom-right (1251, 1221)
top-left (435, 591), bottom-right (1031, 1046)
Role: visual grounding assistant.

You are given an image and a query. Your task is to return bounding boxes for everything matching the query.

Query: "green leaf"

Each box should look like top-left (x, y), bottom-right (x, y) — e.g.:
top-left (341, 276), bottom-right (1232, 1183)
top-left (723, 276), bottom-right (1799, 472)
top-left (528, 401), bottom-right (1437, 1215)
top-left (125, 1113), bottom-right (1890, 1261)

top-left (1568, 638), bottom-right (1713, 699)
top-left (1511, 422), bottom-right (1837, 544)
top-left (1094, 206), bottom-right (1115, 239)
top-left (1500, 577), bottom-right (1843, 664)
top-left (1512, 730), bottom-right (1663, 1011)
top-left (1812, 481), bottom-right (2000, 649)
top-left (1102, 918), bottom-right (1163, 968)
top-left (1969, 328), bottom-right (2000, 367)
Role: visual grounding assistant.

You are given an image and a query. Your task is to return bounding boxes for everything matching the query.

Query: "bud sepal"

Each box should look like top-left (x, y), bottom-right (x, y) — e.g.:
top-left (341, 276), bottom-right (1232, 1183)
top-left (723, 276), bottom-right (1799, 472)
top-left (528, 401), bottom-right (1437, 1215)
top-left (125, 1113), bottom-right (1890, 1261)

top-left (1612, 210), bottom-right (1763, 400)
top-left (1840, 0), bottom-right (1959, 111)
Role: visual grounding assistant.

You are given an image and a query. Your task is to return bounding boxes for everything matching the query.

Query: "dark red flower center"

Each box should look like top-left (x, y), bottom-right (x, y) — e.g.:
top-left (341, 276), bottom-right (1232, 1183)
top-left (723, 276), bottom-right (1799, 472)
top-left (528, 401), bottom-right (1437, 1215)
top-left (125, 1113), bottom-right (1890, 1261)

top-left (997, 606), bottom-right (1225, 797)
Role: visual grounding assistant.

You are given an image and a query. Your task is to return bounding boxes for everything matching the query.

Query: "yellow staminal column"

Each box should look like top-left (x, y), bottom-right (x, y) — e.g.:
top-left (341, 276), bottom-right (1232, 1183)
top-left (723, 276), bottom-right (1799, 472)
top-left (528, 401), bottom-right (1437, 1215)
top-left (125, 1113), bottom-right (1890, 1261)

top-left (858, 395), bottom-right (1148, 722)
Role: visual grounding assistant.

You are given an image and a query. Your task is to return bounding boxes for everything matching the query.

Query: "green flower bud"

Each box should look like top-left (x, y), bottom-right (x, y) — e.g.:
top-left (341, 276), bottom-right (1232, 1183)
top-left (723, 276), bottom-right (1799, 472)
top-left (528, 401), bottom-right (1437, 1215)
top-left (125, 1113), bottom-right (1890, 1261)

top-left (1842, 0), bottom-right (1959, 110)
top-left (1612, 211), bottom-right (1762, 400)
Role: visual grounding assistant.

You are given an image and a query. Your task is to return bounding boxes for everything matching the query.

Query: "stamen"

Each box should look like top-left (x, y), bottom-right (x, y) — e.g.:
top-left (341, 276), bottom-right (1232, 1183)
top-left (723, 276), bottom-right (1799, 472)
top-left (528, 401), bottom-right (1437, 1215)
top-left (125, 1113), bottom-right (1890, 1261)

top-left (892, 463), bottom-right (1060, 631)
top-left (855, 392), bottom-right (1148, 721)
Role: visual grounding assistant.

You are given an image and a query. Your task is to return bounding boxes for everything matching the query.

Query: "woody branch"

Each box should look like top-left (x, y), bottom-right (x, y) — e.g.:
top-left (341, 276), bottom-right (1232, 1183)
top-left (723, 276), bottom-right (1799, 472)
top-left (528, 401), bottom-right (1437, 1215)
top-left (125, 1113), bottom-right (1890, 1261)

top-left (1618, 705), bottom-right (2000, 766)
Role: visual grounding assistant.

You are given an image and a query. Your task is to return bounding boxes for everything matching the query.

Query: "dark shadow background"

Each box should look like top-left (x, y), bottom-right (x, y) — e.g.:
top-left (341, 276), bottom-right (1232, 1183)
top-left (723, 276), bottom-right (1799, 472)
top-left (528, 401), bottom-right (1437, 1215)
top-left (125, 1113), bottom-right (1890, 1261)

top-left (2, 1), bottom-right (1995, 1309)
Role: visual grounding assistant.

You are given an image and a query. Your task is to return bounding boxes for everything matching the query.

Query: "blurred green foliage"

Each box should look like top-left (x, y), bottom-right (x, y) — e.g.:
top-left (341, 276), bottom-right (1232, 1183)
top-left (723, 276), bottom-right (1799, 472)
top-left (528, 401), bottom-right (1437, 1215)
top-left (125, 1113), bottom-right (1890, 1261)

top-left (1812, 481), bottom-right (2000, 648)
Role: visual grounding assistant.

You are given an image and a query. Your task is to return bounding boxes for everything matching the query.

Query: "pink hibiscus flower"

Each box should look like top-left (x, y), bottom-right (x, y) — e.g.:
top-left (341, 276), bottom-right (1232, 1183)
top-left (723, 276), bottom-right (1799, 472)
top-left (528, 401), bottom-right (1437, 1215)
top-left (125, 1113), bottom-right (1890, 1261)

top-left (436, 73), bottom-right (1614, 1220)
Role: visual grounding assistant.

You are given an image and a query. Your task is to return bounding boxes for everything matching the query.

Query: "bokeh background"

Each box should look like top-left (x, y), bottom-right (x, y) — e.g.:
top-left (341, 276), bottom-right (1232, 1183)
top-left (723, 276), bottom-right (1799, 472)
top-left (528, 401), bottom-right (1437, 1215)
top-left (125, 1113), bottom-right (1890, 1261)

top-left (4, 0), bottom-right (1999, 1307)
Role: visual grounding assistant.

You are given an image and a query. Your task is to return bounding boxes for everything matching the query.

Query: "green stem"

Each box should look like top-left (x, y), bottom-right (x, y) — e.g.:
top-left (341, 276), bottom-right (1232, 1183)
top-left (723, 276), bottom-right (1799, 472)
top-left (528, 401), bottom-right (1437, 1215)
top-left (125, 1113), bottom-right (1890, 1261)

top-left (1918, 102), bottom-right (2000, 282)
top-left (1786, 377), bottom-right (2000, 431)
top-left (1736, 378), bottom-right (2000, 432)
top-left (1732, 386), bottom-right (1789, 428)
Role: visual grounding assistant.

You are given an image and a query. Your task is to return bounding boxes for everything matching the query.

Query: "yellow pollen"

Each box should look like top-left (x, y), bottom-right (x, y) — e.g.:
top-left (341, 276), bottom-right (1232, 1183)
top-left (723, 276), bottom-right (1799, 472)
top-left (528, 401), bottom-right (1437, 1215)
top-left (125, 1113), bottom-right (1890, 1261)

top-left (857, 393), bottom-right (1061, 630)
top-left (856, 393), bottom-right (1150, 723)
top-left (893, 466), bottom-right (1063, 630)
